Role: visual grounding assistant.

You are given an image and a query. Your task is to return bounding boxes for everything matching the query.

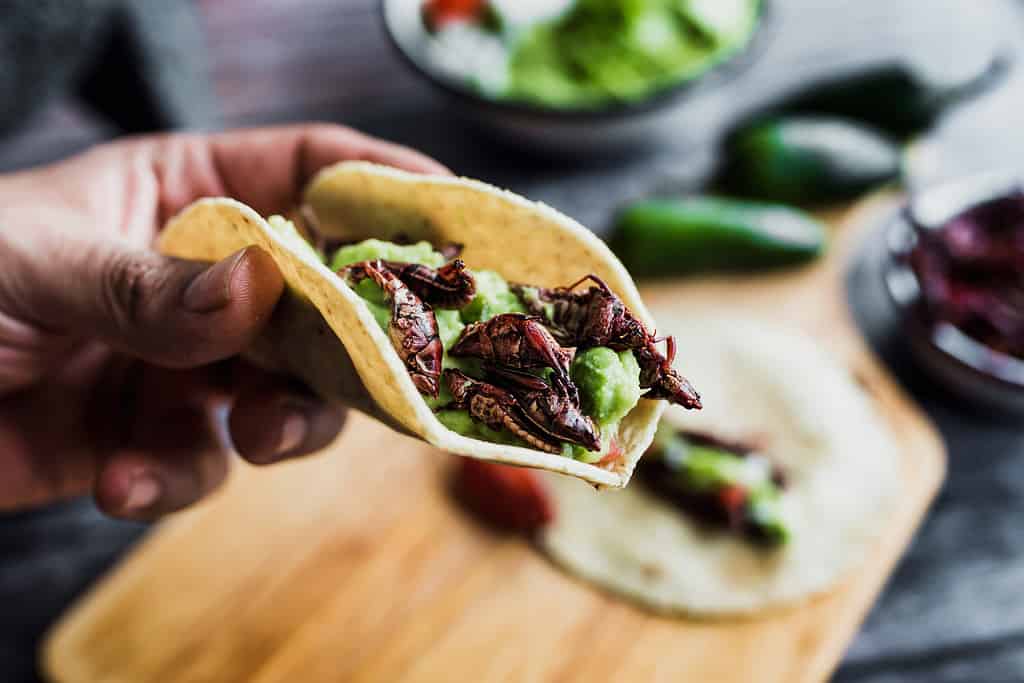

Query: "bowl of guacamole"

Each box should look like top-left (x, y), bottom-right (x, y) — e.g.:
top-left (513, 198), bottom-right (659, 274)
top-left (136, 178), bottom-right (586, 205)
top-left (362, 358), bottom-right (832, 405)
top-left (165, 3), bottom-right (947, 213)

top-left (383, 0), bottom-right (769, 154)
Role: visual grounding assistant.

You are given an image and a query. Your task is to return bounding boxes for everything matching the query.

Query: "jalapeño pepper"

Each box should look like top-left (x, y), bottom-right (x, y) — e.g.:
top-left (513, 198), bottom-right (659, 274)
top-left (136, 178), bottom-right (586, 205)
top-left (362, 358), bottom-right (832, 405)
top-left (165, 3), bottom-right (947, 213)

top-left (611, 196), bottom-right (826, 277)
top-left (770, 56), bottom-right (1009, 139)
top-left (719, 116), bottom-right (901, 205)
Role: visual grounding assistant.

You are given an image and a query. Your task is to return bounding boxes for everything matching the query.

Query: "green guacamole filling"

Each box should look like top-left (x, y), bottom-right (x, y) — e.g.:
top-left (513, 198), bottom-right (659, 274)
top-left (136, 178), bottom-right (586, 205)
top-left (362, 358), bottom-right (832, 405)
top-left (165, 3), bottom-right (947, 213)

top-left (642, 424), bottom-right (789, 546)
top-left (568, 348), bottom-right (641, 463)
top-left (330, 239), bottom-right (446, 270)
top-left (270, 218), bottom-right (642, 462)
top-left (459, 270), bottom-right (526, 323)
top-left (504, 0), bottom-right (761, 108)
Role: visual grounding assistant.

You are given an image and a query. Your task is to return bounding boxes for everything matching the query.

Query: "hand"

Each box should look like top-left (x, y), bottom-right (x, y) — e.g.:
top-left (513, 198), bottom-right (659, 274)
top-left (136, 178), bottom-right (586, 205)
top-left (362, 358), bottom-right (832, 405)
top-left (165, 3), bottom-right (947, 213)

top-left (0, 124), bottom-right (449, 518)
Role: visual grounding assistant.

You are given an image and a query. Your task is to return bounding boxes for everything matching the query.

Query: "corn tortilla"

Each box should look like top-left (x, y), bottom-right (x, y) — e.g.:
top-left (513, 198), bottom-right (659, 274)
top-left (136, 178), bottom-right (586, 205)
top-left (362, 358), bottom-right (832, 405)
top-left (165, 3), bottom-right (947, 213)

top-left (541, 316), bottom-right (902, 613)
top-left (158, 162), bottom-right (666, 487)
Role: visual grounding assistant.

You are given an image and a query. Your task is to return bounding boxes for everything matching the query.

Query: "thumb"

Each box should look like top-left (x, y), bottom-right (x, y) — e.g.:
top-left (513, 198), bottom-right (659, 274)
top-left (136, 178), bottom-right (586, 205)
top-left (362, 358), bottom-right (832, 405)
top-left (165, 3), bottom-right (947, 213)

top-left (10, 241), bottom-right (284, 368)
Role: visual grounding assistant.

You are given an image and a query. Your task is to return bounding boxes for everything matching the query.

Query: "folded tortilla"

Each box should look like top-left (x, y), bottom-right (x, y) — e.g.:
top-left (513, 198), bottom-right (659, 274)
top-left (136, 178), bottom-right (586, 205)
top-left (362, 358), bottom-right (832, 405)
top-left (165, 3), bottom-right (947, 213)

top-left (540, 316), bottom-right (902, 614)
top-left (158, 161), bottom-right (664, 487)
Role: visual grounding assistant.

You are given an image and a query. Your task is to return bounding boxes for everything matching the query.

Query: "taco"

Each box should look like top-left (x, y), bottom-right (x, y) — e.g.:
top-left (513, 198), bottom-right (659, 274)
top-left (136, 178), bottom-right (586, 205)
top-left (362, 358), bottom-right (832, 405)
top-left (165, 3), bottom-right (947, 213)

top-left (158, 162), bottom-right (699, 488)
top-left (538, 316), bottom-right (902, 614)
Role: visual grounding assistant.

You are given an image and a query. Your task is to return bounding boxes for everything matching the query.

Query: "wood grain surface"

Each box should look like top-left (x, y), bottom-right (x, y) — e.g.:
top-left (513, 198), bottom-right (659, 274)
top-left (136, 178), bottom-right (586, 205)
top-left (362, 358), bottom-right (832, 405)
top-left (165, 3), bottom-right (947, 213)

top-left (41, 192), bottom-right (945, 683)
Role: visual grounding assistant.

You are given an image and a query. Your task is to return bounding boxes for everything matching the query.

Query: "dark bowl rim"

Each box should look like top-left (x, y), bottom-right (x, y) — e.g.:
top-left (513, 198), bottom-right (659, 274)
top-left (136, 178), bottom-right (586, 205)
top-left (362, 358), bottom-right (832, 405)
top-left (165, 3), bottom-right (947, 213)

top-left (380, 0), bottom-right (773, 122)
top-left (881, 185), bottom-right (1024, 392)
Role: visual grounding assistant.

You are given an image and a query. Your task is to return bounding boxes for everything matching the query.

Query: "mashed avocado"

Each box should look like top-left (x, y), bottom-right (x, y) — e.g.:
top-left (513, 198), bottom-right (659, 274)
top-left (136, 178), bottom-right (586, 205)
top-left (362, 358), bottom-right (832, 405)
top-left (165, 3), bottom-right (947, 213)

top-left (331, 239), bottom-right (445, 270)
top-left (573, 347), bottom-right (641, 424)
top-left (460, 270), bottom-right (526, 323)
top-left (644, 424), bottom-right (788, 544)
top-left (569, 347), bottom-right (642, 462)
top-left (504, 0), bottom-right (760, 108)
top-left (512, 285), bottom-right (554, 321)
top-left (435, 408), bottom-right (525, 447)
top-left (331, 240), bottom-right (464, 365)
top-left (317, 237), bottom-right (642, 460)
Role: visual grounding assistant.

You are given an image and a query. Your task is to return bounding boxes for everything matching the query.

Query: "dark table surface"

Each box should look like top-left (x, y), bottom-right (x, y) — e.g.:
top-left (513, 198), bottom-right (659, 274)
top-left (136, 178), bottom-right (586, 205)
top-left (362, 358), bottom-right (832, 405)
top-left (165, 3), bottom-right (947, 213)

top-left (2, 1), bottom-right (1024, 681)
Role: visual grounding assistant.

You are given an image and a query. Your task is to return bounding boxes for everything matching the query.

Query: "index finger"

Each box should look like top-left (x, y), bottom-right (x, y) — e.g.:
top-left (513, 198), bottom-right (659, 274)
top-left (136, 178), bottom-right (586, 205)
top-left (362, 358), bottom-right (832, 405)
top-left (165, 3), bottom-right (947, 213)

top-left (155, 124), bottom-right (452, 223)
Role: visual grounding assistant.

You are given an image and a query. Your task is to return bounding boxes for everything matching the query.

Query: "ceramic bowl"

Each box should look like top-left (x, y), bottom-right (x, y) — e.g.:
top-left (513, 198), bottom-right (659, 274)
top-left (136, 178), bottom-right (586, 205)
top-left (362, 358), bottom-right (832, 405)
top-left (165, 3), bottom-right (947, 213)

top-left (381, 0), bottom-right (771, 157)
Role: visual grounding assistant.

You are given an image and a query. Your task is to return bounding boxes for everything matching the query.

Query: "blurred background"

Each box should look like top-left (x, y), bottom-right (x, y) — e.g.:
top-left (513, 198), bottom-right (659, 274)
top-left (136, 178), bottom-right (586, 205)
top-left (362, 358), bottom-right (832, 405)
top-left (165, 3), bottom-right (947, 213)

top-left (2, 1), bottom-right (1024, 682)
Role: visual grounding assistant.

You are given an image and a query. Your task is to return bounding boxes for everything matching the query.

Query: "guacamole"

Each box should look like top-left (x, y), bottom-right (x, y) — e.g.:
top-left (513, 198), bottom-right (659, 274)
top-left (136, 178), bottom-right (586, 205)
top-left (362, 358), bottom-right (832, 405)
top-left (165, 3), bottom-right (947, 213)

top-left (331, 239), bottom-right (445, 270)
top-left (270, 220), bottom-right (644, 461)
top-left (639, 425), bottom-right (789, 546)
top-left (507, 0), bottom-right (760, 108)
top-left (428, 0), bottom-right (760, 109)
top-left (459, 269), bottom-right (526, 323)
top-left (569, 348), bottom-right (641, 463)
top-left (330, 239), bottom-right (452, 336)
top-left (572, 347), bottom-right (641, 424)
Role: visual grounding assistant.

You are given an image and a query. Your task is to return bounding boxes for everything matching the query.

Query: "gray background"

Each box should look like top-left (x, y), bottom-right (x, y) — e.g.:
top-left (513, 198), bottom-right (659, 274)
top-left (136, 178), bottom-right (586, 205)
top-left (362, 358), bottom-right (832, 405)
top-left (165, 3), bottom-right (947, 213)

top-left (1, 1), bottom-right (1024, 681)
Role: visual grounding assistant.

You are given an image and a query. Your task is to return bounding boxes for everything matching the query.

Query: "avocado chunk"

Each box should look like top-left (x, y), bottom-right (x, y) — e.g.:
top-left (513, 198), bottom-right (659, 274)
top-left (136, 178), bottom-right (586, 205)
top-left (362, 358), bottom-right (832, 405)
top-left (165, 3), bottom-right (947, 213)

top-left (460, 270), bottom-right (526, 323)
top-left (566, 348), bottom-right (643, 463)
top-left (572, 348), bottom-right (641, 426)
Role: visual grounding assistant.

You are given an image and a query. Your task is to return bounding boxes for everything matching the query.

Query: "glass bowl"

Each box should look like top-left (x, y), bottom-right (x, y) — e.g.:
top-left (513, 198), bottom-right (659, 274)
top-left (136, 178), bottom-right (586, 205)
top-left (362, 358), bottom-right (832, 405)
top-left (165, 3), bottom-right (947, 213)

top-left (883, 170), bottom-right (1024, 415)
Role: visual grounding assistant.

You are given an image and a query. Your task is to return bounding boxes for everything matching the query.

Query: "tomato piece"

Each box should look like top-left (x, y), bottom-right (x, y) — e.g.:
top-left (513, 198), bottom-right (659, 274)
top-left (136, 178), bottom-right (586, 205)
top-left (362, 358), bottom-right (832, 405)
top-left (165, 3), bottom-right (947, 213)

top-left (596, 439), bottom-right (624, 467)
top-left (423, 0), bottom-right (486, 31)
top-left (718, 485), bottom-right (748, 515)
top-left (452, 459), bottom-right (554, 533)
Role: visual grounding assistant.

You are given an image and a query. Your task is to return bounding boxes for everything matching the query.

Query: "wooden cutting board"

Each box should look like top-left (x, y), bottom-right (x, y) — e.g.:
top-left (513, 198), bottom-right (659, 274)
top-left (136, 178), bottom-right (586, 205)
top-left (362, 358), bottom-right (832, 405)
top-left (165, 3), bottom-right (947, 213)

top-left (42, 192), bottom-right (945, 683)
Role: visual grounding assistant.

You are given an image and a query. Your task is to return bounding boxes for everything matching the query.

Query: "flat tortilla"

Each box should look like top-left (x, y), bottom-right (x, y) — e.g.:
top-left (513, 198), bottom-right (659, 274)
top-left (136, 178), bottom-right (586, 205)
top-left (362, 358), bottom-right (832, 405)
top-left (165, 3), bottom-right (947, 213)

top-left (157, 161), bottom-right (664, 488)
top-left (540, 316), bottom-right (901, 614)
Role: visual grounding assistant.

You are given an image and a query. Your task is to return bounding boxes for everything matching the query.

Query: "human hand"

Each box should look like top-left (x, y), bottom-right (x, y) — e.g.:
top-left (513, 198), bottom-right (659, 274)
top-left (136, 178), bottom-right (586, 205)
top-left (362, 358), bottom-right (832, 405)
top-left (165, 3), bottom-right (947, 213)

top-left (0, 124), bottom-right (448, 518)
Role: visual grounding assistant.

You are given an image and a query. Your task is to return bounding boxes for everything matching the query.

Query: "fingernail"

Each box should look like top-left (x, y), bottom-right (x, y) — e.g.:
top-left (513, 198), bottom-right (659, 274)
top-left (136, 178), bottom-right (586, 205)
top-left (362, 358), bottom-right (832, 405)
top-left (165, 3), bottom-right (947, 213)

top-left (183, 248), bottom-right (249, 313)
top-left (124, 473), bottom-right (162, 512)
top-left (277, 410), bottom-right (308, 456)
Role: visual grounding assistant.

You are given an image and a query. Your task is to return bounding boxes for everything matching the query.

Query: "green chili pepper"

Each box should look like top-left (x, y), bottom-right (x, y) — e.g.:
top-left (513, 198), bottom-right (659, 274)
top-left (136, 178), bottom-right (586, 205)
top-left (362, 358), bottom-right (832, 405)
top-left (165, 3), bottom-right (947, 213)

top-left (769, 56), bottom-right (1009, 139)
top-left (611, 196), bottom-right (826, 277)
top-left (718, 116), bottom-right (901, 205)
